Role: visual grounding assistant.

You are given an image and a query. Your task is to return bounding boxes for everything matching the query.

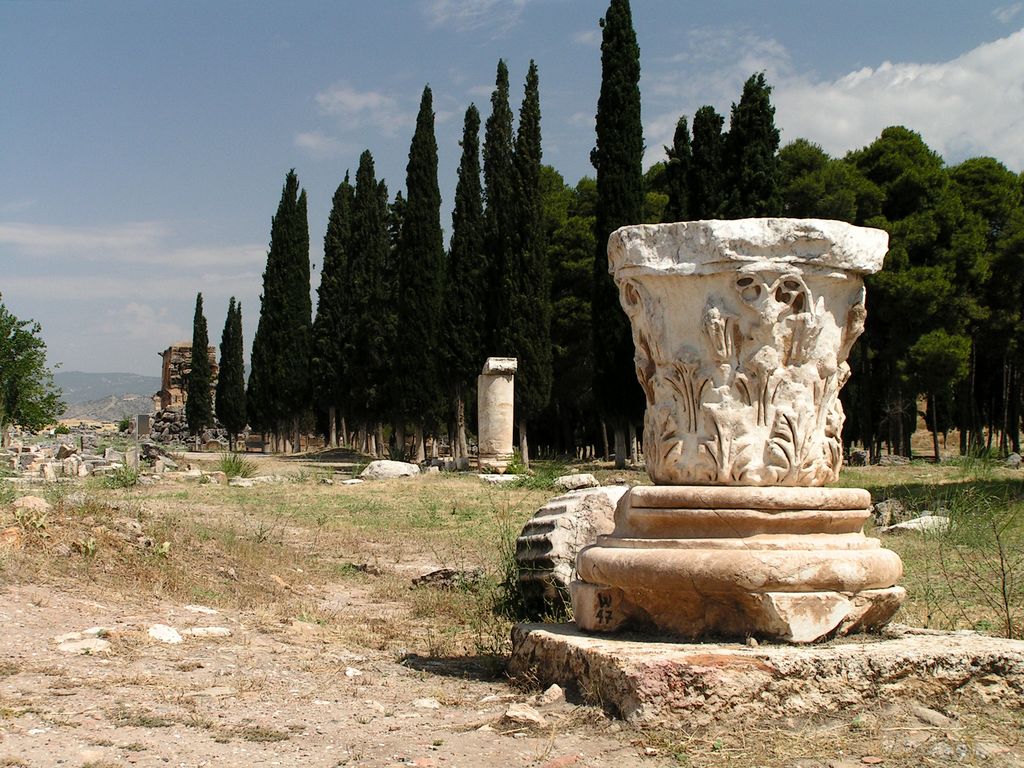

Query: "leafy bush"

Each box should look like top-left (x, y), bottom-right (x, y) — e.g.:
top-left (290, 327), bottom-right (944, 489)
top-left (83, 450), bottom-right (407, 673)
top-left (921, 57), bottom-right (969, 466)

top-left (117, 417), bottom-right (132, 433)
top-left (218, 452), bottom-right (256, 479)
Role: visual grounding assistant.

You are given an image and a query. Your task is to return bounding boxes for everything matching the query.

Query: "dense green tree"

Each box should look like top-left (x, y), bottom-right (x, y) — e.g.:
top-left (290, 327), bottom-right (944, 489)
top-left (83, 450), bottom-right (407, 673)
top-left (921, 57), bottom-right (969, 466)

top-left (185, 293), bottom-right (213, 438)
top-left (592, 0), bottom-right (646, 467)
top-left (247, 170), bottom-right (311, 450)
top-left (662, 116), bottom-right (691, 221)
top-left (311, 174), bottom-right (354, 447)
top-left (0, 295), bottom-right (64, 442)
top-left (723, 72), bottom-right (781, 217)
top-left (345, 151), bottom-right (392, 453)
top-left (907, 329), bottom-right (971, 462)
top-left (508, 60), bottom-right (553, 467)
top-left (445, 104), bottom-right (486, 460)
top-left (546, 177), bottom-right (597, 454)
top-left (395, 85), bottom-right (446, 461)
top-left (778, 138), bottom-right (880, 221)
top-left (482, 59), bottom-right (517, 355)
top-left (688, 106), bottom-right (726, 218)
top-left (215, 297), bottom-right (246, 450)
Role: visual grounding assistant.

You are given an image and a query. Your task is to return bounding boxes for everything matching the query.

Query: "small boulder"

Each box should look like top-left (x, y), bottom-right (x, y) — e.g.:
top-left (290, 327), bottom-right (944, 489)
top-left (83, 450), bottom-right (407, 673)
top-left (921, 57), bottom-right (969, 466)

top-left (148, 624), bottom-right (183, 644)
top-left (553, 473), bottom-right (600, 492)
top-left (478, 473), bottom-right (522, 485)
top-left (871, 498), bottom-right (907, 527)
top-left (502, 702), bottom-right (547, 727)
top-left (848, 450), bottom-right (868, 466)
top-left (1007, 452), bottom-right (1022, 470)
top-left (359, 460), bottom-right (420, 480)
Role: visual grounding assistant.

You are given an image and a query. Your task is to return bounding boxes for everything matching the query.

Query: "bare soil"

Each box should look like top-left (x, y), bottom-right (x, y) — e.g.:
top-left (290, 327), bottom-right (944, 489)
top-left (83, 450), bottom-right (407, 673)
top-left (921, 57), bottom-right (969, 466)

top-left (1, 454), bottom-right (1022, 767)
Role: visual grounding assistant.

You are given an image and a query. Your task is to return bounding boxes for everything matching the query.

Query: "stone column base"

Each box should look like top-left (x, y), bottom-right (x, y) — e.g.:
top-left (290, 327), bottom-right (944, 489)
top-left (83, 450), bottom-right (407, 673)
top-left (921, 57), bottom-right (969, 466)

top-left (571, 486), bottom-right (905, 643)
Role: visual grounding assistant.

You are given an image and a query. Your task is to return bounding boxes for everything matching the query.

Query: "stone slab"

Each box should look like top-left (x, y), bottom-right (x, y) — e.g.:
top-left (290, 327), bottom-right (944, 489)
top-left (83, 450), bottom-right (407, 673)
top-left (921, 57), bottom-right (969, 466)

top-left (508, 622), bottom-right (1024, 726)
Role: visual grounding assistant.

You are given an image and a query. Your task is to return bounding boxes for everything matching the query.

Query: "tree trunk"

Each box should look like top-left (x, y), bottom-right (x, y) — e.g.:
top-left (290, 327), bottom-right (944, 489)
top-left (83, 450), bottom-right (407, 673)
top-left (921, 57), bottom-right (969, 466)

top-left (455, 386), bottom-right (469, 461)
top-left (930, 393), bottom-right (941, 463)
top-left (414, 424), bottom-right (426, 463)
top-left (614, 426), bottom-right (627, 470)
top-left (328, 406), bottom-right (337, 448)
top-left (395, 423), bottom-right (406, 461)
top-left (375, 423), bottom-right (385, 458)
top-left (601, 420), bottom-right (610, 462)
top-left (518, 418), bottom-right (530, 469)
top-left (293, 417), bottom-right (301, 454)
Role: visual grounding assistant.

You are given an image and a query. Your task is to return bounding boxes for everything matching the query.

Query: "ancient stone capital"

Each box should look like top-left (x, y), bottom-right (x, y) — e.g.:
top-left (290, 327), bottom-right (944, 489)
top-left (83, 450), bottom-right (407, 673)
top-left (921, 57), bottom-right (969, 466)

top-left (609, 219), bottom-right (887, 487)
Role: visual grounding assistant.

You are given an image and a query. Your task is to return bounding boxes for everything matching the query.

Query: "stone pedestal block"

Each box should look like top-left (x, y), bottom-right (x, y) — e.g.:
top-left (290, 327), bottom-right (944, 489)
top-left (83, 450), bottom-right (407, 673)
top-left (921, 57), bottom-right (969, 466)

top-left (571, 485), bottom-right (904, 642)
top-left (477, 357), bottom-right (517, 472)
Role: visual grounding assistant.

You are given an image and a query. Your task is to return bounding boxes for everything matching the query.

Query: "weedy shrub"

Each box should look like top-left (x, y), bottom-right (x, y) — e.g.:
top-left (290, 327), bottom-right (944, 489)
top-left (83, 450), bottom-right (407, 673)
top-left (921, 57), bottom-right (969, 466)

top-left (939, 488), bottom-right (1024, 639)
top-left (218, 452), bottom-right (256, 479)
top-left (0, 480), bottom-right (14, 505)
top-left (102, 465), bottom-right (139, 489)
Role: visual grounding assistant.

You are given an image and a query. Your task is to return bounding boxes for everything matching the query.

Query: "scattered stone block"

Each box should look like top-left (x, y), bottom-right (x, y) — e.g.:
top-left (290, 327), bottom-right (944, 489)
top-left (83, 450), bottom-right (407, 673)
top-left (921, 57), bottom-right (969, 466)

top-left (552, 473), bottom-right (600, 492)
top-left (478, 473), bottom-right (522, 485)
top-left (359, 460), bottom-right (420, 480)
top-left (1007, 452), bottom-right (1022, 469)
top-left (871, 498), bottom-right (907, 527)
top-left (12, 495), bottom-right (53, 515)
top-left (516, 487), bottom-right (627, 616)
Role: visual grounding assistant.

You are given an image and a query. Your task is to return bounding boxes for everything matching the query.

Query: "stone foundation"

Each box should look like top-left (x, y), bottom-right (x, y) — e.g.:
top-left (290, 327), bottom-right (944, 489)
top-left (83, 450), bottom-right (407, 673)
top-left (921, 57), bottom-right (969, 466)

top-left (509, 623), bottom-right (1024, 725)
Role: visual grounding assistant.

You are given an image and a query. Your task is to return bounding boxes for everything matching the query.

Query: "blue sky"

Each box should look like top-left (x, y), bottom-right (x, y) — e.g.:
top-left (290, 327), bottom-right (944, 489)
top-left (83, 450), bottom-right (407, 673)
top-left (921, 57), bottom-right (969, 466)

top-left (3, 0), bottom-right (1024, 376)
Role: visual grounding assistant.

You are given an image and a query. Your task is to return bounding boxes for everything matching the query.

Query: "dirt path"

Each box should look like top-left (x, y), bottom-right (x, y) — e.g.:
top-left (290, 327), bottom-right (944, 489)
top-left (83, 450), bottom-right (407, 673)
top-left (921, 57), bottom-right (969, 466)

top-left (0, 582), bottom-right (652, 768)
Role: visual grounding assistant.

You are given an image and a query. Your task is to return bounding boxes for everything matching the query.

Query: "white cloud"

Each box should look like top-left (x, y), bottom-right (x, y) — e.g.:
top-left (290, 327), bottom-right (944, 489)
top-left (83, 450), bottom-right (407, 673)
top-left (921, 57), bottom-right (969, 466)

top-left (313, 83), bottom-right (411, 136)
top-left (99, 302), bottom-right (187, 343)
top-left (643, 27), bottom-right (1024, 172)
top-left (773, 29), bottom-right (1024, 169)
top-left (0, 221), bottom-right (265, 268)
top-left (294, 130), bottom-right (344, 158)
top-left (421, 0), bottom-right (528, 34)
top-left (572, 29), bottom-right (600, 48)
top-left (994, 3), bottom-right (1023, 23)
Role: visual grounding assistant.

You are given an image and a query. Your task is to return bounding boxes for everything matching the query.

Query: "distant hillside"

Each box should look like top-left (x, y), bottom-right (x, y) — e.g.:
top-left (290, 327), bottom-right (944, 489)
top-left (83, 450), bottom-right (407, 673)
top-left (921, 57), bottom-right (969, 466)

top-left (55, 371), bottom-right (161, 405)
top-left (62, 393), bottom-right (154, 422)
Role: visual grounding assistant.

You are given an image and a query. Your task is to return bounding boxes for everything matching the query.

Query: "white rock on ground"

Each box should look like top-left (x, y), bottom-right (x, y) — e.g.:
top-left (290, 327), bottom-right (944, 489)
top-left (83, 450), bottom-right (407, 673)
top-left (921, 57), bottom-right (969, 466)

top-left (181, 627), bottom-right (232, 638)
top-left (879, 515), bottom-right (950, 535)
top-left (12, 495), bottom-right (53, 515)
top-left (477, 473), bottom-right (522, 485)
top-left (359, 460), bottom-right (420, 480)
top-left (148, 624), bottom-right (184, 644)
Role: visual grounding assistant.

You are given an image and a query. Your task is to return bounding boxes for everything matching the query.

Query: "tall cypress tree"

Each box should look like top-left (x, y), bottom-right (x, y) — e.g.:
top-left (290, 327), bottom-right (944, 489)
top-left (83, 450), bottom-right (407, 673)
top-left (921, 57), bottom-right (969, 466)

top-left (723, 72), bottom-right (781, 217)
top-left (483, 59), bottom-right (517, 355)
top-left (395, 85), bottom-right (446, 461)
top-left (662, 116), bottom-right (691, 222)
top-left (312, 174), bottom-right (353, 446)
top-left (445, 104), bottom-right (486, 461)
top-left (509, 60), bottom-right (553, 467)
top-left (186, 292), bottom-right (213, 438)
top-left (247, 170), bottom-right (310, 449)
top-left (215, 297), bottom-right (246, 450)
top-left (689, 105), bottom-right (726, 219)
top-left (592, 0), bottom-right (645, 466)
top-left (345, 151), bottom-right (391, 451)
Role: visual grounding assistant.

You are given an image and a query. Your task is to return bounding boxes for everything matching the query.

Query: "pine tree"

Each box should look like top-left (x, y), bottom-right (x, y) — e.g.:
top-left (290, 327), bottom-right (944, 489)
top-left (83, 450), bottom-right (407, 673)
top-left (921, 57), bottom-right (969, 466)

top-left (445, 104), bottom-right (486, 461)
top-left (215, 298), bottom-right (246, 450)
top-left (247, 170), bottom-right (310, 450)
top-left (592, 0), bottom-right (645, 467)
top-left (509, 60), bottom-right (553, 467)
top-left (395, 85), bottom-right (446, 461)
top-left (723, 73), bottom-right (781, 217)
top-left (186, 292), bottom-right (213, 438)
top-left (482, 59), bottom-right (517, 355)
top-left (662, 116), bottom-right (691, 222)
top-left (689, 105), bottom-right (726, 219)
top-left (312, 174), bottom-right (354, 446)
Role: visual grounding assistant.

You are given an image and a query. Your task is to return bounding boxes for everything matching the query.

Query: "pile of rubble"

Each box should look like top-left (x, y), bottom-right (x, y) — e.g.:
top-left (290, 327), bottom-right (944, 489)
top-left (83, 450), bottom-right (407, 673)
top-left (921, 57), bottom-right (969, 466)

top-left (149, 407), bottom-right (229, 448)
top-left (0, 440), bottom-right (185, 483)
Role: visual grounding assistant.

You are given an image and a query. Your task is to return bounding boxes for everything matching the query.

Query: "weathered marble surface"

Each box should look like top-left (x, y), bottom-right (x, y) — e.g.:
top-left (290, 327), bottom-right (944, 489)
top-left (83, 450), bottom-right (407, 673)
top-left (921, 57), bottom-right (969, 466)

top-left (609, 219), bottom-right (887, 487)
top-left (477, 357), bottom-right (517, 472)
